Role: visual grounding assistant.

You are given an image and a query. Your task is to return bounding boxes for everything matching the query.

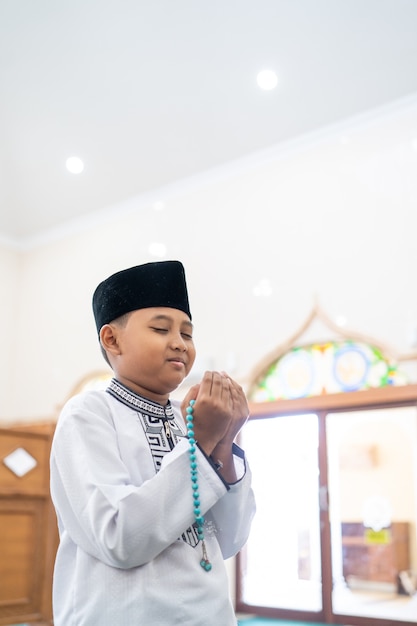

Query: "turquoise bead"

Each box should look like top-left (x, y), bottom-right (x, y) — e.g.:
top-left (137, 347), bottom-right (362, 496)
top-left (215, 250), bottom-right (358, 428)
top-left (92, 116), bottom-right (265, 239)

top-left (200, 558), bottom-right (212, 572)
top-left (187, 400), bottom-right (212, 572)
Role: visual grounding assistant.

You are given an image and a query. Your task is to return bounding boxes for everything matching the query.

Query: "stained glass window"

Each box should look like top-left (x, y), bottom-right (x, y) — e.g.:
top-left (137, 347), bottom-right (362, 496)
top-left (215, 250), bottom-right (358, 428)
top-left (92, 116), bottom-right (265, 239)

top-left (249, 340), bottom-right (408, 402)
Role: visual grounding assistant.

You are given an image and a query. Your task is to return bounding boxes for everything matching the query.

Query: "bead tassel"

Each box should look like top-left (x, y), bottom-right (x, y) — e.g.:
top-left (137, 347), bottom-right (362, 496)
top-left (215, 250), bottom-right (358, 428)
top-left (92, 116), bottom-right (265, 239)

top-left (186, 400), bottom-right (212, 572)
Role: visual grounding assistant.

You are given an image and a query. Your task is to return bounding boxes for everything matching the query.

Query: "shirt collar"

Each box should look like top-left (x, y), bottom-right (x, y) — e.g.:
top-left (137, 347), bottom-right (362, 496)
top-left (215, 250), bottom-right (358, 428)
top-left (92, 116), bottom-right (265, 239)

top-left (106, 378), bottom-right (174, 418)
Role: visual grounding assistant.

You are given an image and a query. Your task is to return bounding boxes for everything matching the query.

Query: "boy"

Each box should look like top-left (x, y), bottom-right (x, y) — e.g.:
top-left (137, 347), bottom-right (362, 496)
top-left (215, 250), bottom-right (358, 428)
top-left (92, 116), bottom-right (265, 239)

top-left (50, 260), bottom-right (255, 625)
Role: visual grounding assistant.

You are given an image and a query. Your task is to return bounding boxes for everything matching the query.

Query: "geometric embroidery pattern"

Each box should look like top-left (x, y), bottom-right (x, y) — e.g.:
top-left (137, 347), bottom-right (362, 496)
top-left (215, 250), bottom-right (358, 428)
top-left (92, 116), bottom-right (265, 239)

top-left (138, 413), bottom-right (184, 471)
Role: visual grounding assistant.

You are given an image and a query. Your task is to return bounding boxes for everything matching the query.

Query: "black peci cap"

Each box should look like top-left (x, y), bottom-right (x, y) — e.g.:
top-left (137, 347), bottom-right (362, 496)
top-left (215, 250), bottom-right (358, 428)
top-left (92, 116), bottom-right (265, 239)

top-left (92, 260), bottom-right (191, 333)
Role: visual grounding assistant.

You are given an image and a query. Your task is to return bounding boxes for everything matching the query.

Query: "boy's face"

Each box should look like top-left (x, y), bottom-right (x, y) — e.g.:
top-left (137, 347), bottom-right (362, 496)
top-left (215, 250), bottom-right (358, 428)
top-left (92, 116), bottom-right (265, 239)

top-left (103, 306), bottom-right (196, 403)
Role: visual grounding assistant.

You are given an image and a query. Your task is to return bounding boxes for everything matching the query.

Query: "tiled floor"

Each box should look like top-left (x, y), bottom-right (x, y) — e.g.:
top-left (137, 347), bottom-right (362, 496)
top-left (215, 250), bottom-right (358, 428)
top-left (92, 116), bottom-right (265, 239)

top-left (237, 619), bottom-right (328, 626)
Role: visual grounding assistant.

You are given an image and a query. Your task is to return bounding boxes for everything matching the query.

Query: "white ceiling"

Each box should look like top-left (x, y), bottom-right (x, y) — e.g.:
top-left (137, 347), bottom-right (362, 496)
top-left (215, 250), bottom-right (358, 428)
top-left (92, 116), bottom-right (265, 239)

top-left (1, 0), bottom-right (417, 245)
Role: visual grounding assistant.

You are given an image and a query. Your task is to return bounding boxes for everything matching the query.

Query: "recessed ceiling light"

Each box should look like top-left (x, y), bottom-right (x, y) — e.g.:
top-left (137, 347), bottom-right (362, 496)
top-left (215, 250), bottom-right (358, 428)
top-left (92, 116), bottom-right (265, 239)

top-left (148, 242), bottom-right (167, 258)
top-left (253, 278), bottom-right (273, 297)
top-left (66, 156), bottom-right (84, 174)
top-left (153, 201), bottom-right (166, 211)
top-left (256, 69), bottom-right (278, 91)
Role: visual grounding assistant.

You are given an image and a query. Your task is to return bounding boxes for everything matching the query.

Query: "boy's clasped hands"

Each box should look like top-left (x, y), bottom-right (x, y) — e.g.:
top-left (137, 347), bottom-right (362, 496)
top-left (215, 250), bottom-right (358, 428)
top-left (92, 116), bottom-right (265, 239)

top-left (182, 371), bottom-right (249, 483)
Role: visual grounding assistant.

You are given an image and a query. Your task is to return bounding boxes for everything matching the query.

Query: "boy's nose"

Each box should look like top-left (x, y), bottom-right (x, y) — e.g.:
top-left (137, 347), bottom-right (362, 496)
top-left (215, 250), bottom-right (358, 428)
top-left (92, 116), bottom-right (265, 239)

top-left (171, 335), bottom-right (187, 350)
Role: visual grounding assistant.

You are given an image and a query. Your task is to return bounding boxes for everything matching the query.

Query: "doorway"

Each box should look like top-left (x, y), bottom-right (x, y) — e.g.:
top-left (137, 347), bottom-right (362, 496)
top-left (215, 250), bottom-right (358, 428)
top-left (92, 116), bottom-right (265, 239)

top-left (236, 386), bottom-right (417, 626)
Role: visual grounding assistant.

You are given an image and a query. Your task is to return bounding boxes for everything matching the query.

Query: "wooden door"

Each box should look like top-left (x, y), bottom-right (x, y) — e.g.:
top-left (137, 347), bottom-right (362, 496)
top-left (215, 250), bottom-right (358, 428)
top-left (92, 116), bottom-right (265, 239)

top-left (0, 424), bottom-right (58, 625)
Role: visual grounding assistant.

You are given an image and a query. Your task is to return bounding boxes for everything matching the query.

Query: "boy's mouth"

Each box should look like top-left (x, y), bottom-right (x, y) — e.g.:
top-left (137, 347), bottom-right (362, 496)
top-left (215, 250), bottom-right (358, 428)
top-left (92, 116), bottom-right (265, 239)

top-left (167, 358), bottom-right (186, 366)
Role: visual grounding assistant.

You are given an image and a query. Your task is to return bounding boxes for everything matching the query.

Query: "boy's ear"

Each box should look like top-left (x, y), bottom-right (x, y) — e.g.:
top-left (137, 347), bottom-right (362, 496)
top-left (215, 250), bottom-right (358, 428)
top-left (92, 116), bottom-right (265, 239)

top-left (99, 324), bottom-right (121, 356)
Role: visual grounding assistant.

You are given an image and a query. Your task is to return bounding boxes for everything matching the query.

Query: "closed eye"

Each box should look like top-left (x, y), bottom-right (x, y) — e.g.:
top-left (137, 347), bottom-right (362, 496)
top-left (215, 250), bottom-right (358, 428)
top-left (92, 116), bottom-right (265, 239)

top-left (151, 327), bottom-right (168, 333)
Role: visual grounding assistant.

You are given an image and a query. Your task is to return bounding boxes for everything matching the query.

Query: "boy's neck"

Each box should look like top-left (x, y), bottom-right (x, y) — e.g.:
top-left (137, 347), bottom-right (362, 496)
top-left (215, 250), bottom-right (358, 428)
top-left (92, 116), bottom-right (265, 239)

top-left (112, 376), bottom-right (170, 406)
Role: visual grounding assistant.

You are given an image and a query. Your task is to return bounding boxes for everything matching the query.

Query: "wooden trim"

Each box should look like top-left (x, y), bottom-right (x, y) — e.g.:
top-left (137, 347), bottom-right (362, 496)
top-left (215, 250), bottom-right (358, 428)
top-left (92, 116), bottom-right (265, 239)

top-left (248, 384), bottom-right (417, 418)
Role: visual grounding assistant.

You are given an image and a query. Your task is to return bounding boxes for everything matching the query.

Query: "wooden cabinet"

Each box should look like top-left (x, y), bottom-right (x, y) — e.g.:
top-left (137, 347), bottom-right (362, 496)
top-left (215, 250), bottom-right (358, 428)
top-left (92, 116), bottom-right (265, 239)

top-left (341, 522), bottom-right (410, 588)
top-left (0, 425), bottom-right (58, 625)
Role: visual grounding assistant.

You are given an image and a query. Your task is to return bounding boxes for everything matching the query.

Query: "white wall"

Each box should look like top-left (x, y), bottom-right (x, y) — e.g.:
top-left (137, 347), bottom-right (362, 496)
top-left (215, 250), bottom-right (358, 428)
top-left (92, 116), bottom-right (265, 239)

top-left (0, 246), bottom-right (19, 418)
top-left (2, 97), bottom-right (417, 422)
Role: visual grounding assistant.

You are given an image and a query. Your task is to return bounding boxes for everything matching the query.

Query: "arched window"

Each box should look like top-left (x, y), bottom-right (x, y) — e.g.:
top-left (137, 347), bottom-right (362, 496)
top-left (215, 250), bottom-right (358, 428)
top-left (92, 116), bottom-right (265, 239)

top-left (249, 339), bottom-right (407, 402)
top-left (248, 304), bottom-right (414, 402)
